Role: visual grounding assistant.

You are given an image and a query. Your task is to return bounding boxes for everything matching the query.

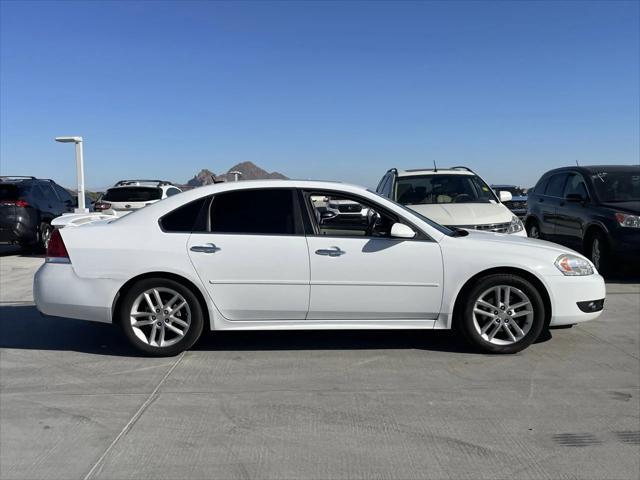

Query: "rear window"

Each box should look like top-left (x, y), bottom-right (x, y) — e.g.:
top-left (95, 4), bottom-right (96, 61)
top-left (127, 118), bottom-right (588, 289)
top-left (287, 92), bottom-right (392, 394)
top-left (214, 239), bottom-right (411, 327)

top-left (0, 184), bottom-right (22, 201)
top-left (102, 187), bottom-right (162, 202)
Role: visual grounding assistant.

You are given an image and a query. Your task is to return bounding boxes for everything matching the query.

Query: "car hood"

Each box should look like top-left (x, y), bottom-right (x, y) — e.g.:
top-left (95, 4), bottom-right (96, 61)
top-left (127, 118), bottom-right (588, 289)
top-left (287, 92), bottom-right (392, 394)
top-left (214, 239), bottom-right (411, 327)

top-left (460, 228), bottom-right (582, 256)
top-left (600, 201), bottom-right (640, 215)
top-left (407, 202), bottom-right (512, 226)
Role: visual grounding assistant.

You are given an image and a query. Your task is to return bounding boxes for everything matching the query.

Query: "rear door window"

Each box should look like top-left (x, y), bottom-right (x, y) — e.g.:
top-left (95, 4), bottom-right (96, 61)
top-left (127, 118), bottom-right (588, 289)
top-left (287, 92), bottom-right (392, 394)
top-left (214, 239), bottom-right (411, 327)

top-left (544, 174), bottom-right (568, 197)
top-left (102, 187), bottom-right (162, 202)
top-left (210, 189), bottom-right (298, 235)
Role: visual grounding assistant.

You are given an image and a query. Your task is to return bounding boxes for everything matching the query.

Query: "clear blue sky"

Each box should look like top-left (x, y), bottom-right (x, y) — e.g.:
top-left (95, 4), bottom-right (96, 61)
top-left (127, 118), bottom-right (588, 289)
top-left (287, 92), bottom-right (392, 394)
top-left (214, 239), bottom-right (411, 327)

top-left (1, 0), bottom-right (638, 190)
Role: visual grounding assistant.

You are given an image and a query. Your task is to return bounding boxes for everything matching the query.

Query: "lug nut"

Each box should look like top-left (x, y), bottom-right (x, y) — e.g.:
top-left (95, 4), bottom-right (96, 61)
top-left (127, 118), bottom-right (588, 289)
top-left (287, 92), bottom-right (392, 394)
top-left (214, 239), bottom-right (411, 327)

top-left (505, 319), bottom-right (510, 324)
top-left (155, 309), bottom-right (160, 313)
top-left (165, 319), bottom-right (170, 323)
top-left (164, 310), bottom-right (168, 315)
top-left (494, 311), bottom-right (499, 315)
top-left (151, 316), bottom-right (156, 320)
top-left (156, 322), bottom-right (162, 327)
top-left (501, 306), bottom-right (506, 310)
top-left (496, 319), bottom-right (501, 323)
top-left (507, 311), bottom-right (512, 315)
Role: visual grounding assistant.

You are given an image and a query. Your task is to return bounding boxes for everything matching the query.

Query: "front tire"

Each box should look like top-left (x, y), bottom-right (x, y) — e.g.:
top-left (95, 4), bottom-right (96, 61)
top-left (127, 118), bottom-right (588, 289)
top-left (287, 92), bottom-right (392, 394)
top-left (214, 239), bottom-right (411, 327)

top-left (118, 278), bottom-right (204, 356)
top-left (526, 218), bottom-right (543, 240)
top-left (457, 274), bottom-right (546, 354)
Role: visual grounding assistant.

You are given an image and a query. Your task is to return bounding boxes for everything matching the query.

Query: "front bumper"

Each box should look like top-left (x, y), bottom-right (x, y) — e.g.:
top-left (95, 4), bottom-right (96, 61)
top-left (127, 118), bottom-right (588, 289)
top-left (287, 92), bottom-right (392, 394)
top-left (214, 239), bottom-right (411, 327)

top-left (545, 273), bottom-right (606, 326)
top-left (34, 263), bottom-right (120, 323)
top-left (610, 229), bottom-right (640, 261)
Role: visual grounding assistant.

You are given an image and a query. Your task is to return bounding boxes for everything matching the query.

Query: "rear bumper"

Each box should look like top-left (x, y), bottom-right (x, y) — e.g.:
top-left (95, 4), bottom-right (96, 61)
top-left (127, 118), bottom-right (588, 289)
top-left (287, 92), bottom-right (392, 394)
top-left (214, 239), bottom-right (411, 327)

top-left (546, 274), bottom-right (606, 326)
top-left (33, 263), bottom-right (120, 323)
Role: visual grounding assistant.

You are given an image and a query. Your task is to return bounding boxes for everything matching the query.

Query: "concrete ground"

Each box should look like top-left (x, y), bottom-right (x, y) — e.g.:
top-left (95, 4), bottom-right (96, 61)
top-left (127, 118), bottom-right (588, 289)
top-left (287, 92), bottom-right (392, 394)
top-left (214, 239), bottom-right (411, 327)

top-left (1, 247), bottom-right (638, 480)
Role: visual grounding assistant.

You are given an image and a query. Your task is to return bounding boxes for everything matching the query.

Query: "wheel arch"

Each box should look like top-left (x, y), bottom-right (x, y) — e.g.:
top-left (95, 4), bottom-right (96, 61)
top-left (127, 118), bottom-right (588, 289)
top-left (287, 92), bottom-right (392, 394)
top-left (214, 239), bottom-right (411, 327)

top-left (583, 222), bottom-right (608, 252)
top-left (452, 266), bottom-right (552, 329)
top-left (111, 271), bottom-right (211, 328)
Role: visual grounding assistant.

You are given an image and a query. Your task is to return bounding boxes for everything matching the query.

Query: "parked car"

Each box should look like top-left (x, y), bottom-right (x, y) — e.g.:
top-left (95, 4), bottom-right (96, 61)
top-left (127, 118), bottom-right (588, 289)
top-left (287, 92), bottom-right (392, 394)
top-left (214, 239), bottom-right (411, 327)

top-left (376, 167), bottom-right (526, 235)
top-left (525, 165), bottom-right (640, 274)
top-left (94, 180), bottom-right (181, 213)
top-left (490, 184), bottom-right (527, 218)
top-left (0, 176), bottom-right (75, 250)
top-left (35, 180), bottom-right (604, 356)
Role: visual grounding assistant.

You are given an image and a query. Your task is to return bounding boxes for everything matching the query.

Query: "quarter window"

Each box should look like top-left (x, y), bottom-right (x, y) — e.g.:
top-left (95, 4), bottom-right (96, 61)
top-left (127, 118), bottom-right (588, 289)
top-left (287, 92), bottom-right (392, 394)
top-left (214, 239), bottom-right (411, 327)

top-left (210, 189), bottom-right (297, 235)
top-left (166, 187), bottom-right (181, 197)
top-left (160, 197), bottom-right (209, 232)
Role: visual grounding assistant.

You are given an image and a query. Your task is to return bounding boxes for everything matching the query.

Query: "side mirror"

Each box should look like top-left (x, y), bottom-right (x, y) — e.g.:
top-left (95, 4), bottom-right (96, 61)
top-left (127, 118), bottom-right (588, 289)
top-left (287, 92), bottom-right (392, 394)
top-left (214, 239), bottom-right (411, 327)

top-left (390, 223), bottom-right (416, 239)
top-left (499, 191), bottom-right (513, 202)
top-left (565, 193), bottom-right (586, 203)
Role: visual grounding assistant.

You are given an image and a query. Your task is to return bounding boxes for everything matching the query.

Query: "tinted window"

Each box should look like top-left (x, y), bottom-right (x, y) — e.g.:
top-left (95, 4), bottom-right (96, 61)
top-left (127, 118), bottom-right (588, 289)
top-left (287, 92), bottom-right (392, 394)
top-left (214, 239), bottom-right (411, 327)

top-left (210, 189), bottom-right (296, 235)
top-left (544, 174), bottom-right (568, 197)
top-left (39, 184), bottom-right (59, 202)
top-left (564, 173), bottom-right (589, 199)
top-left (52, 184), bottom-right (73, 202)
top-left (395, 174), bottom-right (496, 204)
top-left (589, 169), bottom-right (640, 202)
top-left (160, 197), bottom-right (208, 232)
top-left (166, 187), bottom-right (181, 197)
top-left (381, 176), bottom-right (393, 198)
top-left (103, 187), bottom-right (162, 202)
top-left (0, 184), bottom-right (21, 201)
top-left (534, 177), bottom-right (549, 194)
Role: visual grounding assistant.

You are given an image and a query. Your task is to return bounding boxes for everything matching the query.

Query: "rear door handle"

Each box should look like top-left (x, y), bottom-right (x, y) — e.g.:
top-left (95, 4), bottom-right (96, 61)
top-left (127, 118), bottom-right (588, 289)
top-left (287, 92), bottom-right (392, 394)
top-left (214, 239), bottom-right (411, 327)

top-left (315, 246), bottom-right (345, 257)
top-left (190, 243), bottom-right (221, 253)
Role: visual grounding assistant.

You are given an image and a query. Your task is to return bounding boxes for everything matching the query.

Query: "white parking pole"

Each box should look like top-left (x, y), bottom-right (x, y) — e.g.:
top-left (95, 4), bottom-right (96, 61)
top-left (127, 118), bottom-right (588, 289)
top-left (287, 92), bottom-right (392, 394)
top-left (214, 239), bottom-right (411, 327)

top-left (75, 140), bottom-right (87, 213)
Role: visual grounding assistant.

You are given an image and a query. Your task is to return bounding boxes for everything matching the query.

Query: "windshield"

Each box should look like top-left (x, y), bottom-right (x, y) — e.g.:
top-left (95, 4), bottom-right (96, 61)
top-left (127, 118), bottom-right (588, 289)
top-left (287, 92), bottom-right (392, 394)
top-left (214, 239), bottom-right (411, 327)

top-left (368, 189), bottom-right (455, 237)
top-left (102, 187), bottom-right (162, 202)
top-left (395, 174), bottom-right (497, 205)
top-left (590, 170), bottom-right (640, 202)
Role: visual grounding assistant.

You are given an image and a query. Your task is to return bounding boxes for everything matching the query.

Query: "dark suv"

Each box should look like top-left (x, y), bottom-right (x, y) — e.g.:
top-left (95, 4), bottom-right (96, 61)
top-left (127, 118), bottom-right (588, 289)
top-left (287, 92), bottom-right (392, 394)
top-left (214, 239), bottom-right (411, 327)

top-left (526, 165), bottom-right (640, 274)
top-left (0, 176), bottom-right (75, 251)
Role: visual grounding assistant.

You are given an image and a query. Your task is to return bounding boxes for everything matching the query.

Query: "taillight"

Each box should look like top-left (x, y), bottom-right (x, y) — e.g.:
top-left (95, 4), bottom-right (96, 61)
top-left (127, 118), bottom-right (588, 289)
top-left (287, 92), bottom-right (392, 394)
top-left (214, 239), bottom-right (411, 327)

top-left (46, 229), bottom-right (71, 264)
top-left (0, 199), bottom-right (29, 207)
top-left (94, 201), bottom-right (111, 211)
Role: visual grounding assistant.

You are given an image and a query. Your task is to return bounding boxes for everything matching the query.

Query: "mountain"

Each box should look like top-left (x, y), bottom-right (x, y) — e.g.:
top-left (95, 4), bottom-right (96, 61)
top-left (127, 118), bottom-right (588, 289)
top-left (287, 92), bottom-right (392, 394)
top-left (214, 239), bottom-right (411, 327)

top-left (185, 162), bottom-right (288, 187)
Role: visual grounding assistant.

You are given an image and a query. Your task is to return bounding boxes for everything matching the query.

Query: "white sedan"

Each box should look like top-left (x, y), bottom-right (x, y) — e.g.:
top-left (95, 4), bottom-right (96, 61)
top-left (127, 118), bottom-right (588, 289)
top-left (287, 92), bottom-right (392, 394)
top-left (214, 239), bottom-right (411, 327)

top-left (34, 180), bottom-right (606, 356)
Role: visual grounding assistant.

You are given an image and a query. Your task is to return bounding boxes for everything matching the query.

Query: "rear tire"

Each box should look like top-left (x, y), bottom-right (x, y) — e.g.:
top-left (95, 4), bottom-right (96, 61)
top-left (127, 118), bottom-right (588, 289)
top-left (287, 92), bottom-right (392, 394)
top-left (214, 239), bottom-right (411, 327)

top-left (118, 278), bottom-right (204, 356)
top-left (38, 222), bottom-right (53, 252)
top-left (457, 274), bottom-right (546, 354)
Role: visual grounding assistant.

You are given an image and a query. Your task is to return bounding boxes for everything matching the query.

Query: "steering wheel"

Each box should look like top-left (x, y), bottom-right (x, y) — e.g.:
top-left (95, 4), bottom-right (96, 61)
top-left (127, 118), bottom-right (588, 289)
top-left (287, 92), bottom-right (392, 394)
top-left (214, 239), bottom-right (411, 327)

top-left (453, 194), bottom-right (472, 203)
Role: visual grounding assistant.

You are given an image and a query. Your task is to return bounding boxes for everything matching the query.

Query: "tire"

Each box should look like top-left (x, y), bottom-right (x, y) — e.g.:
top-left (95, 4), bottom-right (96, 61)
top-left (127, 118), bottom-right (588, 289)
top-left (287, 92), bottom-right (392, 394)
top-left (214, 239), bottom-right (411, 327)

top-left (118, 278), bottom-right (204, 356)
top-left (526, 218), bottom-right (543, 240)
top-left (457, 274), bottom-right (546, 354)
top-left (587, 230), bottom-right (611, 276)
top-left (38, 222), bottom-right (53, 252)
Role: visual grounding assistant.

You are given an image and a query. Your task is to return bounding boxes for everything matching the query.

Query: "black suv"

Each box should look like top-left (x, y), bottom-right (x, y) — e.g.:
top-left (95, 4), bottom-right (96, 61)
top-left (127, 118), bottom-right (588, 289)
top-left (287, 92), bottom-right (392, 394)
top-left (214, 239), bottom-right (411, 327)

top-left (526, 165), bottom-right (640, 274)
top-left (0, 176), bottom-right (75, 251)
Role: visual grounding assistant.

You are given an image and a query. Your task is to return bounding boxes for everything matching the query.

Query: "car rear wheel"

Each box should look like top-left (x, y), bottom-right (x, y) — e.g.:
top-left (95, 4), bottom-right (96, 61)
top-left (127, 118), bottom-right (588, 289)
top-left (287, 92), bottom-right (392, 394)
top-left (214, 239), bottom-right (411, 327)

top-left (118, 278), bottom-right (204, 356)
top-left (39, 223), bottom-right (53, 252)
top-left (457, 274), bottom-right (546, 354)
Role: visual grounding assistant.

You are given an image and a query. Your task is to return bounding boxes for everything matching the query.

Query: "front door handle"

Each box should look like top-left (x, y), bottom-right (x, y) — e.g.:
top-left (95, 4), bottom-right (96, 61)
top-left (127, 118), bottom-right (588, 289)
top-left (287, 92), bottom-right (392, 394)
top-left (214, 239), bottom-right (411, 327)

top-left (190, 243), bottom-right (221, 253)
top-left (315, 246), bottom-right (345, 257)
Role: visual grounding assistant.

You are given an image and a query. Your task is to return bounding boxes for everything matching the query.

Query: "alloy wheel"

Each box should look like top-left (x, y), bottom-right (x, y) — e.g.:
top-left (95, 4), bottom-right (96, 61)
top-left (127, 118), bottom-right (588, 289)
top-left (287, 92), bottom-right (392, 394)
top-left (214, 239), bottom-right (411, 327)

top-left (472, 285), bottom-right (534, 345)
top-left (129, 287), bottom-right (192, 347)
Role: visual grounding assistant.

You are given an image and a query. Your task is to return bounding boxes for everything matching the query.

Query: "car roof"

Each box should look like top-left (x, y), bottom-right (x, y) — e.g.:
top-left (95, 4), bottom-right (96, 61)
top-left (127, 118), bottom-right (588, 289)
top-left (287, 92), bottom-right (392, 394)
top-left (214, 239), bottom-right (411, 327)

top-left (395, 168), bottom-right (475, 177)
top-left (540, 165), bottom-right (640, 177)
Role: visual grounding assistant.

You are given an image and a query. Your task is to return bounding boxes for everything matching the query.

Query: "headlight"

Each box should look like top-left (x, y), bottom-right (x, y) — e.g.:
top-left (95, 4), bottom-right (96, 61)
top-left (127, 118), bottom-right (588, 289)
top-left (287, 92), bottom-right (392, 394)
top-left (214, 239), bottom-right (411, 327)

top-left (507, 215), bottom-right (524, 234)
top-left (615, 213), bottom-right (640, 228)
top-left (554, 254), bottom-right (594, 276)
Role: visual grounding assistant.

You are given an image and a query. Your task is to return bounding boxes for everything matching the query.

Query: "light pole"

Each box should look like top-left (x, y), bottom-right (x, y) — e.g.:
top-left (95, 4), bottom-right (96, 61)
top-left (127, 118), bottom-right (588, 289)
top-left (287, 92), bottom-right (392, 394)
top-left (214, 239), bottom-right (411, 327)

top-left (55, 136), bottom-right (88, 213)
top-left (229, 170), bottom-right (242, 182)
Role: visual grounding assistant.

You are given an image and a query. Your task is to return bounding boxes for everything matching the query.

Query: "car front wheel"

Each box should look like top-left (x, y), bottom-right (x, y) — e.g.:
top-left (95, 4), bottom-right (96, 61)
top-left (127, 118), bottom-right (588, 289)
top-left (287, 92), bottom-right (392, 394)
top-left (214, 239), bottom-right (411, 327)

top-left (587, 231), bottom-right (610, 276)
top-left (118, 278), bottom-right (204, 356)
top-left (458, 274), bottom-right (546, 354)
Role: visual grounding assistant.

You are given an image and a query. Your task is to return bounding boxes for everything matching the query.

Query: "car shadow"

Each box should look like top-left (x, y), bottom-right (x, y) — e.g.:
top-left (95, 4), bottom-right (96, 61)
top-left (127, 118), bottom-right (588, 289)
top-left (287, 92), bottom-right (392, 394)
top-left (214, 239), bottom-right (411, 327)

top-left (0, 305), bottom-right (523, 356)
top-left (0, 244), bottom-right (44, 258)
